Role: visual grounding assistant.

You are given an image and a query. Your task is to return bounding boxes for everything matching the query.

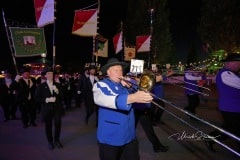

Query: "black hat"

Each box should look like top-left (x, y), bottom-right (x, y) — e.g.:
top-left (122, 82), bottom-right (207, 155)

top-left (221, 53), bottom-right (240, 62)
top-left (19, 66), bottom-right (31, 74)
top-left (88, 65), bottom-right (97, 70)
top-left (42, 67), bottom-right (53, 75)
top-left (100, 58), bottom-right (128, 75)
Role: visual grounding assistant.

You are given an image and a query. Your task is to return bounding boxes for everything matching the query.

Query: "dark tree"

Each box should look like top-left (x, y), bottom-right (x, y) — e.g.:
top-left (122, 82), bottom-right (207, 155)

top-left (124, 0), bottom-right (174, 65)
top-left (186, 43), bottom-right (198, 65)
top-left (198, 0), bottom-right (240, 53)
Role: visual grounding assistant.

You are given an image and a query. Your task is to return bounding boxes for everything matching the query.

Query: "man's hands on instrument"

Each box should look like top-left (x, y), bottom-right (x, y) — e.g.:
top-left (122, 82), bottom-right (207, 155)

top-left (120, 78), bottom-right (132, 88)
top-left (120, 76), bottom-right (140, 88)
top-left (127, 90), bottom-right (153, 104)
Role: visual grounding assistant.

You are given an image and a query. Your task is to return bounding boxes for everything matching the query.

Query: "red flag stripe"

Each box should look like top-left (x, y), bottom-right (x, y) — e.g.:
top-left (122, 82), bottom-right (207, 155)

top-left (34, 0), bottom-right (46, 24)
top-left (34, 0), bottom-right (54, 27)
top-left (136, 35), bottom-right (149, 50)
top-left (72, 9), bottom-right (97, 32)
top-left (113, 31), bottom-right (122, 53)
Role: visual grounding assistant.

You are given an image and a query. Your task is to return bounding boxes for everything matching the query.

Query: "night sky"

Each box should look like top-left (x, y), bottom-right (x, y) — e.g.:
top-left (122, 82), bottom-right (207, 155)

top-left (0, 0), bottom-right (202, 73)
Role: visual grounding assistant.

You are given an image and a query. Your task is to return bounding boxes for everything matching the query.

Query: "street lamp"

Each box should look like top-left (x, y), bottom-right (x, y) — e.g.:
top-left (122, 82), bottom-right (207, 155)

top-left (148, 8), bottom-right (154, 69)
top-left (41, 53), bottom-right (46, 64)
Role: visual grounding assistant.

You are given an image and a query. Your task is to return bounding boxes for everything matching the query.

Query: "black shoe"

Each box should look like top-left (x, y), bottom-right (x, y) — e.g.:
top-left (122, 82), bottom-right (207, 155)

top-left (204, 139), bottom-right (216, 152)
top-left (54, 141), bottom-right (63, 148)
top-left (48, 142), bottom-right (55, 150)
top-left (153, 145), bottom-right (169, 152)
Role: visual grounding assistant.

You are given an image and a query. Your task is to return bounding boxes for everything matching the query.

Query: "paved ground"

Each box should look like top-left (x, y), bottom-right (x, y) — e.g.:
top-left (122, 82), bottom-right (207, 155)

top-left (0, 84), bottom-right (239, 160)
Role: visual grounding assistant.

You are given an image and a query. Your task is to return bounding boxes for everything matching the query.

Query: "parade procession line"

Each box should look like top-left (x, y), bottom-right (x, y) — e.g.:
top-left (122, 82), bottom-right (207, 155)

top-left (0, 84), bottom-right (239, 160)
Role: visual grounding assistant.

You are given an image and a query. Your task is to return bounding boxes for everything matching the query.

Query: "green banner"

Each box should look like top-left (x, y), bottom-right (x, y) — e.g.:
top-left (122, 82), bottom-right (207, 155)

top-left (9, 27), bottom-right (47, 57)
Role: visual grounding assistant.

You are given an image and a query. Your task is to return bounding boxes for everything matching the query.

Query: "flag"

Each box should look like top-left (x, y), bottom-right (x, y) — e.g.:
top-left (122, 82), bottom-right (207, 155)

top-left (136, 35), bottom-right (151, 53)
top-left (124, 46), bottom-right (136, 61)
top-left (95, 35), bottom-right (108, 57)
top-left (34, 0), bottom-right (54, 28)
top-left (9, 27), bottom-right (47, 57)
top-left (113, 31), bottom-right (123, 54)
top-left (72, 9), bottom-right (98, 37)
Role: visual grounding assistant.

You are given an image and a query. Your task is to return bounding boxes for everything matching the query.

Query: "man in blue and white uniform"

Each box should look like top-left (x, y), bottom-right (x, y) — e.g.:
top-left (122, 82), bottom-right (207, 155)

top-left (93, 58), bottom-right (153, 160)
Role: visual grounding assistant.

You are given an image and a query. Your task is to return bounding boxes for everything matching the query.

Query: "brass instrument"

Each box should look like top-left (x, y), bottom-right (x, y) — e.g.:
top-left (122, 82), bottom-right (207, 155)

top-left (125, 70), bottom-right (210, 96)
top-left (138, 71), bottom-right (156, 91)
top-left (120, 71), bottom-right (240, 157)
top-left (167, 76), bottom-right (211, 96)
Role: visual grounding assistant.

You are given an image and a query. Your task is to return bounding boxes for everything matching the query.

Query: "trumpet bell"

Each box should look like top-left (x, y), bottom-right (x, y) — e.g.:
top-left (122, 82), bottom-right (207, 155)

top-left (139, 71), bottom-right (156, 91)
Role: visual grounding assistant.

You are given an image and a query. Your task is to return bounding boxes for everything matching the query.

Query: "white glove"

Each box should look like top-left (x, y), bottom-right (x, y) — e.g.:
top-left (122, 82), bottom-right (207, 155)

top-left (46, 97), bottom-right (56, 103)
top-left (51, 85), bottom-right (59, 94)
top-left (77, 91), bottom-right (81, 94)
top-left (15, 75), bottom-right (21, 82)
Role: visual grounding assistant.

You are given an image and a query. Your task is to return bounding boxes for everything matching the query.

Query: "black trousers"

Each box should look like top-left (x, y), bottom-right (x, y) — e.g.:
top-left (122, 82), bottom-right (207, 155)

top-left (19, 99), bottom-right (36, 125)
top-left (98, 138), bottom-right (139, 160)
top-left (63, 90), bottom-right (72, 109)
top-left (150, 99), bottom-right (165, 123)
top-left (84, 94), bottom-right (95, 123)
top-left (44, 109), bottom-right (62, 143)
top-left (135, 109), bottom-right (162, 148)
top-left (185, 94), bottom-right (200, 114)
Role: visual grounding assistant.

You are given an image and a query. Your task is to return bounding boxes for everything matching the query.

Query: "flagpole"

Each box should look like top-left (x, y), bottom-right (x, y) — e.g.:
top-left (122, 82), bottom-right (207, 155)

top-left (52, 0), bottom-right (56, 70)
top-left (94, 0), bottom-right (100, 65)
top-left (93, 36), bottom-right (97, 63)
top-left (148, 8), bottom-right (154, 69)
top-left (2, 9), bottom-right (19, 74)
top-left (121, 21), bottom-right (124, 62)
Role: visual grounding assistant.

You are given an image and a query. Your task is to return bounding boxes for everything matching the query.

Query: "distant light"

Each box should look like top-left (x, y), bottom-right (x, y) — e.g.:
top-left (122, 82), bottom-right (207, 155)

top-left (41, 53), bottom-right (46, 58)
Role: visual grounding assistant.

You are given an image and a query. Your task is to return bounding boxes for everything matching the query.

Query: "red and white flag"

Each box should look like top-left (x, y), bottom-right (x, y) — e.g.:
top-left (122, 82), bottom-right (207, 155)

top-left (124, 46), bottom-right (136, 61)
top-left (34, 0), bottom-right (54, 28)
top-left (113, 31), bottom-right (123, 54)
top-left (136, 35), bottom-right (151, 53)
top-left (72, 9), bottom-right (98, 37)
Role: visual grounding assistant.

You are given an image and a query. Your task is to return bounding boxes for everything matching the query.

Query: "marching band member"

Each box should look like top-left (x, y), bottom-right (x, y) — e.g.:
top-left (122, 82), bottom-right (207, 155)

top-left (34, 67), bottom-right (64, 150)
top-left (92, 58), bottom-right (153, 160)
top-left (184, 67), bottom-right (206, 115)
top-left (205, 53), bottom-right (240, 152)
top-left (150, 65), bottom-right (174, 125)
top-left (13, 66), bottom-right (37, 128)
